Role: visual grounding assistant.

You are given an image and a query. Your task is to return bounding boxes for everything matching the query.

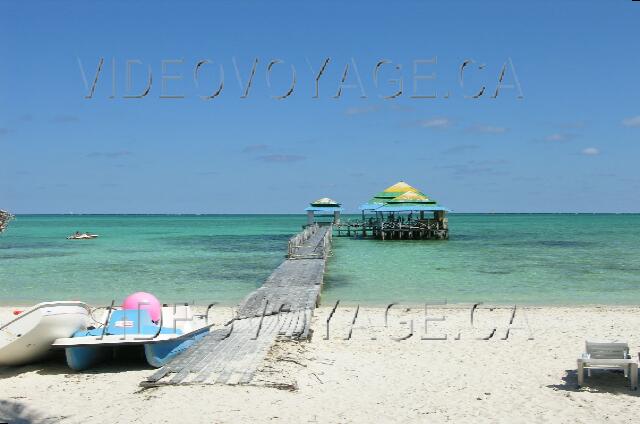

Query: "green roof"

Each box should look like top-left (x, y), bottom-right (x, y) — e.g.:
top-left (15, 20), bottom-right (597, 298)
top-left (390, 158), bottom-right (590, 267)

top-left (360, 180), bottom-right (448, 212)
top-left (387, 191), bottom-right (436, 204)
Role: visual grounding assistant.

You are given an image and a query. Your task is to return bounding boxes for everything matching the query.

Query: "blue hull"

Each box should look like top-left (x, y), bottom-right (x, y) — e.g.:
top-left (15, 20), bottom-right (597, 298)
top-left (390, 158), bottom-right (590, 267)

top-left (64, 310), bottom-right (210, 370)
top-left (65, 346), bottom-right (111, 371)
top-left (66, 327), bottom-right (209, 370)
top-left (144, 327), bottom-right (209, 367)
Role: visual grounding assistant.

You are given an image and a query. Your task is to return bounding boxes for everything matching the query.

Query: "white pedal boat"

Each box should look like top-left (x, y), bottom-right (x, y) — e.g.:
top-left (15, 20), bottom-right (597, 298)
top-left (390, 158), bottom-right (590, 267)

top-left (0, 301), bottom-right (90, 366)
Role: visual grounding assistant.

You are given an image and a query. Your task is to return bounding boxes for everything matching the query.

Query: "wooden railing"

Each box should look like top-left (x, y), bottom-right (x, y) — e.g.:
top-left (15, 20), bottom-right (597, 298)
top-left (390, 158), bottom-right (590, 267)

top-left (287, 223), bottom-right (332, 259)
top-left (287, 223), bottom-right (318, 258)
top-left (319, 225), bottom-right (332, 258)
top-left (380, 220), bottom-right (445, 231)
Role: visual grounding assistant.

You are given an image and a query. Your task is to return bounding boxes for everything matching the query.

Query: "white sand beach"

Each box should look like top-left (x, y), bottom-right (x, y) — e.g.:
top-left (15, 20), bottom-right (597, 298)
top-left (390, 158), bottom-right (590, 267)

top-left (1, 305), bottom-right (639, 423)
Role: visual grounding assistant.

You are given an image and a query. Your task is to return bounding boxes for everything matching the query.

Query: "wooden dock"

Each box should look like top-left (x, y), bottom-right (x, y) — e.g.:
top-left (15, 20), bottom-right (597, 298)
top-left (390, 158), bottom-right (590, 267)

top-left (335, 219), bottom-right (448, 240)
top-left (141, 224), bottom-right (332, 387)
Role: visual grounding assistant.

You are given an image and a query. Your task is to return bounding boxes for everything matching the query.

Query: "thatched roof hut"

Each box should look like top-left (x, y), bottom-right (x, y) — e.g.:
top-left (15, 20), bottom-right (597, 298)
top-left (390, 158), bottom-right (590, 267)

top-left (309, 197), bottom-right (341, 207)
top-left (358, 181), bottom-right (451, 215)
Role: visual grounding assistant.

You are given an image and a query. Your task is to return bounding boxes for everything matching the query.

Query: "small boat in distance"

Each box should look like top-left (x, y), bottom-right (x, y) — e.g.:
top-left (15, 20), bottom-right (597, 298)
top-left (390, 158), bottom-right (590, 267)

top-left (0, 301), bottom-right (90, 366)
top-left (67, 231), bottom-right (99, 240)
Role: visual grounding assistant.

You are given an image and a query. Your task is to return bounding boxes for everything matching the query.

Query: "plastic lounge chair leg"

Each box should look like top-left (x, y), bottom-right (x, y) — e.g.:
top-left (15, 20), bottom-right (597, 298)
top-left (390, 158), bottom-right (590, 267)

top-left (631, 363), bottom-right (638, 391)
top-left (577, 362), bottom-right (584, 387)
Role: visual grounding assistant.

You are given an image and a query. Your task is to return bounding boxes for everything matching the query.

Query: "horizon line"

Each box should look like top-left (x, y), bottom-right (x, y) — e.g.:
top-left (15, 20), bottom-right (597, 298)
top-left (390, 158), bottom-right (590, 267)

top-left (8, 212), bottom-right (640, 216)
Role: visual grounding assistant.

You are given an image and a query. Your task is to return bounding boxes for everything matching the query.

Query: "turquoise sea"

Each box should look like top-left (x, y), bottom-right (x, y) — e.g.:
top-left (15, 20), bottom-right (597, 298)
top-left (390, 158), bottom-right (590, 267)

top-left (0, 214), bottom-right (639, 306)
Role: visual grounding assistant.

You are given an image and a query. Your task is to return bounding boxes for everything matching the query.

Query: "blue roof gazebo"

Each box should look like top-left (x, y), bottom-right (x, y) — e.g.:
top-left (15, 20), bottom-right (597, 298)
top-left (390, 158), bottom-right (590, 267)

top-left (351, 181), bottom-right (451, 240)
top-left (359, 182), bottom-right (451, 214)
top-left (305, 197), bottom-right (343, 225)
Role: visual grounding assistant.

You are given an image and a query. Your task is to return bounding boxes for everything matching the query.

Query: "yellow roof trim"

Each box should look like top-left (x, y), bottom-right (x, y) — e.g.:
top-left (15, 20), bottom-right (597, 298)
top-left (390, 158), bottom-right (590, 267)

top-left (392, 191), bottom-right (430, 201)
top-left (382, 181), bottom-right (419, 193)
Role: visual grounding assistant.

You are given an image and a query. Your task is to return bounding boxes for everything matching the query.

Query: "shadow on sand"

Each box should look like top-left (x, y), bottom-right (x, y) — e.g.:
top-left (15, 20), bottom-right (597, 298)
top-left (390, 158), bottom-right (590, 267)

top-left (547, 369), bottom-right (639, 396)
top-left (0, 400), bottom-right (64, 424)
top-left (0, 349), bottom-right (152, 378)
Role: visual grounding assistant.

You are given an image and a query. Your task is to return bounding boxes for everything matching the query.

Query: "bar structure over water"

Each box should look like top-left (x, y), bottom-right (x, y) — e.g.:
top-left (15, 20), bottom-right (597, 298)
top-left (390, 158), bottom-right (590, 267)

top-left (335, 181), bottom-right (450, 240)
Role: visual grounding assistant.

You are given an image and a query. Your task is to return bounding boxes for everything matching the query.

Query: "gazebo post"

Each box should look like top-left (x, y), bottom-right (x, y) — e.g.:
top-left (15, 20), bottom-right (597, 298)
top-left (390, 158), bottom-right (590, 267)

top-left (305, 197), bottom-right (343, 229)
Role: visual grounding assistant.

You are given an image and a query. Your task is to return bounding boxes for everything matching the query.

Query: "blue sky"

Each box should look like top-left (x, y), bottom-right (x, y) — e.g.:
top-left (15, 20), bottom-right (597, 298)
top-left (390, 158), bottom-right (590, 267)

top-left (1, 1), bottom-right (639, 213)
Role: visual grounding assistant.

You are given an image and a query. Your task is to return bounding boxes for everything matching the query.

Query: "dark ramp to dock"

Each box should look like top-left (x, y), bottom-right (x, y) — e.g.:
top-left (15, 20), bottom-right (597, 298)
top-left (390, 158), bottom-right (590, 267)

top-left (142, 225), bottom-right (331, 387)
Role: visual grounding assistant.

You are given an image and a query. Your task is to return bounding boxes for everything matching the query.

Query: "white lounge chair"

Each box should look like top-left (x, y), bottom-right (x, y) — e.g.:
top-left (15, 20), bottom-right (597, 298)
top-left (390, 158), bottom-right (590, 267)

top-left (577, 341), bottom-right (638, 390)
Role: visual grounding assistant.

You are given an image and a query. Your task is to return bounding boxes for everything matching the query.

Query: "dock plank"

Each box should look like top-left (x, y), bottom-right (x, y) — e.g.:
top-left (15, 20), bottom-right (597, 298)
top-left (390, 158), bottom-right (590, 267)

top-left (141, 225), bottom-right (331, 387)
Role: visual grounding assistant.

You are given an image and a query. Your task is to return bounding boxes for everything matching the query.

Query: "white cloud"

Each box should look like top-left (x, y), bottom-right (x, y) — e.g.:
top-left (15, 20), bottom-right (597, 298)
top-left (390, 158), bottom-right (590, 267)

top-left (418, 117), bottom-right (451, 129)
top-left (622, 115), bottom-right (640, 127)
top-left (545, 133), bottom-right (571, 142)
top-left (581, 147), bottom-right (600, 156)
top-left (469, 125), bottom-right (508, 134)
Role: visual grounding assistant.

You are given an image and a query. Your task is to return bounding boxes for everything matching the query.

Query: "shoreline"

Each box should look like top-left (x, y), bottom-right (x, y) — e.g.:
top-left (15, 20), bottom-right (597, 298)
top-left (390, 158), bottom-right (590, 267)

top-left (2, 301), bottom-right (640, 309)
top-left (9, 212), bottom-right (640, 216)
